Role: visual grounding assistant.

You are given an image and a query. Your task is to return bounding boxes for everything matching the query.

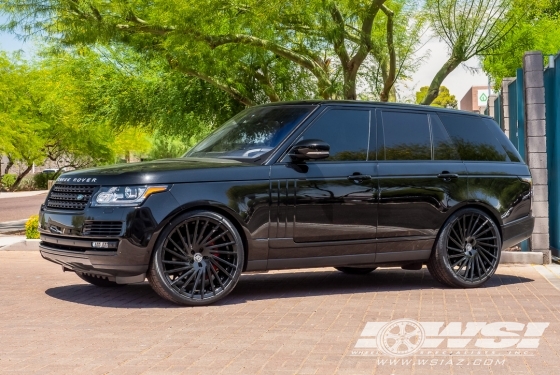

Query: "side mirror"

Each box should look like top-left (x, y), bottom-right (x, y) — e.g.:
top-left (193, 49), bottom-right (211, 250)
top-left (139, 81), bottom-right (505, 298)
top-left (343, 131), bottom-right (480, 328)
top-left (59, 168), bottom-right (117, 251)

top-left (289, 139), bottom-right (330, 161)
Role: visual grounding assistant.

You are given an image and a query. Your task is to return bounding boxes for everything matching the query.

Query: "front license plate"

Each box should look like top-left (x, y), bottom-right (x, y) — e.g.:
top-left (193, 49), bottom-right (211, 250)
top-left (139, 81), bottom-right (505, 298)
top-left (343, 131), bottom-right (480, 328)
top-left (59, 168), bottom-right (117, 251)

top-left (92, 241), bottom-right (109, 249)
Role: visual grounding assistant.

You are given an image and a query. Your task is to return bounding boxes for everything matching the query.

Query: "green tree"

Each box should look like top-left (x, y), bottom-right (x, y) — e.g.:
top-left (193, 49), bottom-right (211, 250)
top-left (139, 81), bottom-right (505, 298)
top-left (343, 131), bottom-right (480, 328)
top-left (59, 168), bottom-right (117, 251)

top-left (415, 85), bottom-right (457, 108)
top-left (482, 0), bottom-right (560, 86)
top-left (0, 0), bottom-right (424, 103)
top-left (419, 0), bottom-right (524, 105)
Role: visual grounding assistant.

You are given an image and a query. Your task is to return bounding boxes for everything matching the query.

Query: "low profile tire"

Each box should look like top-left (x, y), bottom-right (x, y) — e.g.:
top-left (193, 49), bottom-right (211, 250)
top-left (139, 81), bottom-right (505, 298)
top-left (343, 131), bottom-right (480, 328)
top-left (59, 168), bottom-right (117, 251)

top-left (427, 208), bottom-right (501, 288)
top-left (77, 273), bottom-right (123, 287)
top-left (148, 210), bottom-right (244, 306)
top-left (334, 267), bottom-right (377, 275)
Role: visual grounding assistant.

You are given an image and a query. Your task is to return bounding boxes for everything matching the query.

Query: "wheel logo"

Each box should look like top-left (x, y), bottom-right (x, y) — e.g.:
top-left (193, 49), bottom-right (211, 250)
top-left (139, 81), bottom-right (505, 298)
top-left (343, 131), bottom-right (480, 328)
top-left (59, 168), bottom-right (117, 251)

top-left (376, 319), bottom-right (425, 357)
top-left (193, 253), bottom-right (203, 263)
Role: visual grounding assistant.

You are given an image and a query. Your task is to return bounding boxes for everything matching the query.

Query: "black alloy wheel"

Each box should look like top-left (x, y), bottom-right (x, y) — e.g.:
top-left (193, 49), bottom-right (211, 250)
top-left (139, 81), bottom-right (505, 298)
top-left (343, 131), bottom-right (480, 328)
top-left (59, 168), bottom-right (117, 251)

top-left (77, 272), bottom-right (123, 287)
top-left (334, 267), bottom-right (377, 275)
top-left (427, 208), bottom-right (501, 288)
top-left (148, 210), bottom-right (244, 306)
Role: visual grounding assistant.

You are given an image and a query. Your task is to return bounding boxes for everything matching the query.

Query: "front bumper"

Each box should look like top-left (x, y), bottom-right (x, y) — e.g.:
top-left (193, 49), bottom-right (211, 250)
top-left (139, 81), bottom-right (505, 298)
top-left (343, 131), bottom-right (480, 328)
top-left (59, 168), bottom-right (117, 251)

top-left (38, 204), bottom-right (163, 282)
top-left (501, 214), bottom-right (535, 250)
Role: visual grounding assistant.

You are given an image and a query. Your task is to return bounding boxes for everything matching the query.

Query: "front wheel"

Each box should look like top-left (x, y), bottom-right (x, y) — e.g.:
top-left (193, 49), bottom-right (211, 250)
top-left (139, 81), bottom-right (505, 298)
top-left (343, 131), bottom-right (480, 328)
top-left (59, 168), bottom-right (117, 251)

top-left (334, 267), bottom-right (377, 275)
top-left (148, 210), bottom-right (244, 306)
top-left (427, 208), bottom-right (501, 288)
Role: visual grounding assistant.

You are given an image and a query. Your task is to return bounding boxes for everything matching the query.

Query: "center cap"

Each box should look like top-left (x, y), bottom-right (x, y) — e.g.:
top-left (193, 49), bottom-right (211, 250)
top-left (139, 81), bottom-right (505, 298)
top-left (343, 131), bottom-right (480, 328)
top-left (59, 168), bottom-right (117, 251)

top-left (193, 253), bottom-right (203, 263)
top-left (465, 243), bottom-right (473, 252)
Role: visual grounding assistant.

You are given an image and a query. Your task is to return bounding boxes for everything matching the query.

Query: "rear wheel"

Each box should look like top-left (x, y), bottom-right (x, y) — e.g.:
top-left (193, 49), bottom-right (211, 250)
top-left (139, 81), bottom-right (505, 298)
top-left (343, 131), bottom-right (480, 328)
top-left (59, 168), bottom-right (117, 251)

top-left (334, 267), bottom-right (377, 275)
top-left (77, 273), bottom-right (123, 287)
top-left (427, 208), bottom-right (501, 288)
top-left (148, 210), bottom-right (244, 306)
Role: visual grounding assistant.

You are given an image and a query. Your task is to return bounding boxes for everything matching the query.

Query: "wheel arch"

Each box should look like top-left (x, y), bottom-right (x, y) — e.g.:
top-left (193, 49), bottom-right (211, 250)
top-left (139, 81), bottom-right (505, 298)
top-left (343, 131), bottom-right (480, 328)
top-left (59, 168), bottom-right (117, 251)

top-left (153, 201), bottom-right (251, 271)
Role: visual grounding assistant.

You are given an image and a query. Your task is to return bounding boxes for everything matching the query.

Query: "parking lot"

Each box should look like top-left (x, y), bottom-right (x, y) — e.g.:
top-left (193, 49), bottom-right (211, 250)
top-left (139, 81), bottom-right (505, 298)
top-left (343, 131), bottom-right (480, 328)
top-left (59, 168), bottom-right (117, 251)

top-left (1, 251), bottom-right (559, 375)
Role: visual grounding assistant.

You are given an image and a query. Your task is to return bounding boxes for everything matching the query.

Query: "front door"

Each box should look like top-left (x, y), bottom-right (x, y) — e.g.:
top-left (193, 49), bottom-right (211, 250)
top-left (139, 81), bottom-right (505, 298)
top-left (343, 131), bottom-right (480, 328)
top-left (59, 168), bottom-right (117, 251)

top-left (269, 108), bottom-right (378, 259)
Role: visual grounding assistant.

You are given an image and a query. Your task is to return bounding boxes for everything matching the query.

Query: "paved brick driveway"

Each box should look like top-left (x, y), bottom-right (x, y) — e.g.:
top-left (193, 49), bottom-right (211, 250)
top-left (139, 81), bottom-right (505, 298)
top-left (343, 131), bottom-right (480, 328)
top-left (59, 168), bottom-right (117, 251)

top-left (1, 251), bottom-right (560, 375)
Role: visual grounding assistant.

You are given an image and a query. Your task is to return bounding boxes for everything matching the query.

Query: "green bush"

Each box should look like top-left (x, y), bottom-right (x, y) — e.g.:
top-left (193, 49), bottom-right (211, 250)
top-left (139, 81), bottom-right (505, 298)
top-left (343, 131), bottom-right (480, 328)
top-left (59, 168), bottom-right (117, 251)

top-left (25, 215), bottom-right (40, 239)
top-left (33, 172), bottom-right (55, 190)
top-left (1, 173), bottom-right (17, 189)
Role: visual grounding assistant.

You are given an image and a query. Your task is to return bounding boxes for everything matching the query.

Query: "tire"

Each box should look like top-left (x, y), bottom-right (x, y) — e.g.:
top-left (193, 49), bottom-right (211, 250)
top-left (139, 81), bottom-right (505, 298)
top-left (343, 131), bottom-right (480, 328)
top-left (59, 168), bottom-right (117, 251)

top-left (77, 272), bottom-right (123, 287)
top-left (427, 208), bottom-right (502, 288)
top-left (148, 210), bottom-right (244, 306)
top-left (334, 267), bottom-right (377, 275)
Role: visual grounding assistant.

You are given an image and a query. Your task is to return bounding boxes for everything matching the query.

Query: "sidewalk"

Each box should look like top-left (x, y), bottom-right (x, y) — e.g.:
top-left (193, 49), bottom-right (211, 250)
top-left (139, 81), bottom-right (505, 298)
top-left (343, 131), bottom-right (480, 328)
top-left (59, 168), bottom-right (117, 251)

top-left (0, 235), bottom-right (26, 248)
top-left (0, 190), bottom-right (48, 199)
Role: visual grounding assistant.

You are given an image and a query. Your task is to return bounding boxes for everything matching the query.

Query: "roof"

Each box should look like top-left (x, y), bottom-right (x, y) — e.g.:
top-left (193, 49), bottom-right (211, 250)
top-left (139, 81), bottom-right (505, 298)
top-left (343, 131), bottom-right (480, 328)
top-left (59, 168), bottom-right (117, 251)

top-left (258, 100), bottom-right (491, 118)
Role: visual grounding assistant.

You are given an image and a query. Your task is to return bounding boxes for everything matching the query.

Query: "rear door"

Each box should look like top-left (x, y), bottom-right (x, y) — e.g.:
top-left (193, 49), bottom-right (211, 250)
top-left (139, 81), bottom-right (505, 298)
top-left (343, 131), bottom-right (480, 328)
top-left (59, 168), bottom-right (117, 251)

top-left (376, 109), bottom-right (468, 262)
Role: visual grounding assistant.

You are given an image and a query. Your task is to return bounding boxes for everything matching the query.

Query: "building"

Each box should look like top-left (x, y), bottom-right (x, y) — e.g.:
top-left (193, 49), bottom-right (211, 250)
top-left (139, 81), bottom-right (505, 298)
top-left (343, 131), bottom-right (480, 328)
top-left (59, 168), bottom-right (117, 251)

top-left (459, 85), bottom-right (491, 113)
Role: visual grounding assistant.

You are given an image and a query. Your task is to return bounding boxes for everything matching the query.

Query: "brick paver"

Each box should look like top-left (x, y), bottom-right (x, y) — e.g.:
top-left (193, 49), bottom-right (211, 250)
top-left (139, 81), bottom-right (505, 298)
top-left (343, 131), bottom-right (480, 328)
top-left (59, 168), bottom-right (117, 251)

top-left (1, 251), bottom-right (559, 375)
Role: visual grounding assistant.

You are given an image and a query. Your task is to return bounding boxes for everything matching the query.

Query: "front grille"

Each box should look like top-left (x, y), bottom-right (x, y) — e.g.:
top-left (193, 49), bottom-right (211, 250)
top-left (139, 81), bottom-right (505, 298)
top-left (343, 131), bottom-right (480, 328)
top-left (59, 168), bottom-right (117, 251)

top-left (82, 221), bottom-right (123, 236)
top-left (46, 184), bottom-right (97, 211)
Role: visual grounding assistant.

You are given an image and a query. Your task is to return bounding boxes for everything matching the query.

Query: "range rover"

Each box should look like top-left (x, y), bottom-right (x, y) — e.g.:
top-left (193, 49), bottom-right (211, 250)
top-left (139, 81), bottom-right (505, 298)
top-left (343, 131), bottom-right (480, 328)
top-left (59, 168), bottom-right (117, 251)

top-left (39, 101), bottom-right (534, 306)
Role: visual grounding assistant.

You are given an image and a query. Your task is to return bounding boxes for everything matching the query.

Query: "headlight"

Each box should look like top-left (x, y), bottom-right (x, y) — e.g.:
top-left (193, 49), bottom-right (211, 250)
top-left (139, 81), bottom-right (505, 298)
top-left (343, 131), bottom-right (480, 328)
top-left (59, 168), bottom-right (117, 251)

top-left (92, 185), bottom-right (168, 207)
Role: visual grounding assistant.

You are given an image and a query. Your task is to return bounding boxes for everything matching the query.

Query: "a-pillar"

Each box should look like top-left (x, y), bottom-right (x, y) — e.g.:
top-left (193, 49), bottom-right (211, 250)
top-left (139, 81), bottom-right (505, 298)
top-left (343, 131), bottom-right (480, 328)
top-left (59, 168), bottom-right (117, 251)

top-left (523, 51), bottom-right (551, 263)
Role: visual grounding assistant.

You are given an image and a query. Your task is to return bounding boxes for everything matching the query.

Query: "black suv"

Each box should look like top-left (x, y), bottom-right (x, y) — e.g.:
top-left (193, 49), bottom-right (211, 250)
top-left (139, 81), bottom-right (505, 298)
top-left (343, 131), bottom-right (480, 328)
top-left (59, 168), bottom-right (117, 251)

top-left (39, 101), bottom-right (534, 306)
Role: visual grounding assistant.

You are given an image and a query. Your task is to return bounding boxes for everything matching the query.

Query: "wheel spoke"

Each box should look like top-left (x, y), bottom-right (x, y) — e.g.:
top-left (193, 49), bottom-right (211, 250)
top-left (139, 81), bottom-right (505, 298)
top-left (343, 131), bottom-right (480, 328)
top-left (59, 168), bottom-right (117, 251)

top-left (451, 256), bottom-right (467, 268)
top-left (190, 269), bottom-right (202, 297)
top-left (210, 258), bottom-right (234, 279)
top-left (192, 219), bottom-right (200, 245)
top-left (171, 268), bottom-right (195, 286)
top-left (210, 254), bottom-right (237, 269)
top-left (195, 220), bottom-right (210, 245)
top-left (208, 249), bottom-right (236, 255)
top-left (470, 219), bottom-right (489, 237)
top-left (473, 226), bottom-right (493, 239)
top-left (448, 253), bottom-right (464, 259)
top-left (177, 226), bottom-right (191, 254)
top-left (477, 241), bottom-right (498, 247)
top-left (165, 265), bottom-right (193, 274)
top-left (201, 230), bottom-right (229, 248)
top-left (448, 246), bottom-right (464, 252)
top-left (167, 236), bottom-right (186, 255)
top-left (206, 263), bottom-right (217, 296)
top-left (200, 266), bottom-right (206, 300)
top-left (478, 247), bottom-right (497, 259)
top-left (210, 263), bottom-right (225, 289)
top-left (206, 241), bottom-right (236, 250)
top-left (478, 248), bottom-right (493, 266)
top-left (162, 260), bottom-right (190, 265)
top-left (178, 269), bottom-right (198, 291)
top-left (164, 247), bottom-right (190, 261)
top-left (198, 222), bottom-right (223, 248)
top-left (448, 234), bottom-right (464, 250)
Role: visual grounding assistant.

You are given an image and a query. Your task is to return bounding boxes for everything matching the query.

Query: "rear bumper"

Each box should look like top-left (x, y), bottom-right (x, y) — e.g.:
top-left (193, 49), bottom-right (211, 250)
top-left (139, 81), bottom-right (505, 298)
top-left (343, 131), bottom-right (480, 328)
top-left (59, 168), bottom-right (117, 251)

top-left (501, 215), bottom-right (535, 250)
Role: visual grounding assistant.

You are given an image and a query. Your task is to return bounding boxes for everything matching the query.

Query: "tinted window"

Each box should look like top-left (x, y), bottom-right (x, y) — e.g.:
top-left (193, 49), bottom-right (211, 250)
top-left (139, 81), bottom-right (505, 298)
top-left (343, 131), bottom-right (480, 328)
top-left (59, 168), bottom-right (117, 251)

top-left (430, 114), bottom-right (461, 160)
top-left (438, 114), bottom-right (508, 162)
top-left (482, 118), bottom-right (522, 162)
top-left (186, 106), bottom-right (314, 159)
top-left (298, 109), bottom-right (370, 161)
top-left (381, 111), bottom-right (431, 160)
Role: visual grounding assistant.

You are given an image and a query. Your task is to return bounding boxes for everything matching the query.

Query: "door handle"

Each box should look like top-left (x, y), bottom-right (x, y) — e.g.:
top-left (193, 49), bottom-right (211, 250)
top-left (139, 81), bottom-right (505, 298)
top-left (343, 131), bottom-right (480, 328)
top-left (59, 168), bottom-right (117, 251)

top-left (347, 174), bottom-right (372, 181)
top-left (437, 172), bottom-right (459, 180)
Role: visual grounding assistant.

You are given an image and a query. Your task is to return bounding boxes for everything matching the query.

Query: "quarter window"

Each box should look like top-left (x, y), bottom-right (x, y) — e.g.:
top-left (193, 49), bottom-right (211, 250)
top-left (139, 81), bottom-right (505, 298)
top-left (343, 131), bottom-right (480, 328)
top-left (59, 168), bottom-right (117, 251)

top-left (438, 114), bottom-right (508, 162)
top-left (298, 109), bottom-right (370, 161)
top-left (381, 111), bottom-right (431, 161)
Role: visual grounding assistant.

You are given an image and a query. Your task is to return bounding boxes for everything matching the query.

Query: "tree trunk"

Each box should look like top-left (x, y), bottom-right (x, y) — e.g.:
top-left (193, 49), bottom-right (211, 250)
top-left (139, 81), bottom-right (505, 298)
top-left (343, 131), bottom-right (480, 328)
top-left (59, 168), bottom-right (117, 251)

top-left (4, 156), bottom-right (14, 175)
top-left (420, 56), bottom-right (461, 105)
top-left (344, 68), bottom-right (358, 100)
top-left (10, 164), bottom-right (33, 191)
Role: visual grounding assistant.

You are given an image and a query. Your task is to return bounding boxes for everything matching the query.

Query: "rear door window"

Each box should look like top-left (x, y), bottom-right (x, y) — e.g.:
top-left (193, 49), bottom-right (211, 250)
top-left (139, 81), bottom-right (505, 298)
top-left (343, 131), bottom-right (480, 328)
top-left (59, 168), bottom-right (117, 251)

top-left (380, 111), bottom-right (431, 161)
top-left (430, 114), bottom-right (461, 160)
top-left (438, 114), bottom-right (508, 162)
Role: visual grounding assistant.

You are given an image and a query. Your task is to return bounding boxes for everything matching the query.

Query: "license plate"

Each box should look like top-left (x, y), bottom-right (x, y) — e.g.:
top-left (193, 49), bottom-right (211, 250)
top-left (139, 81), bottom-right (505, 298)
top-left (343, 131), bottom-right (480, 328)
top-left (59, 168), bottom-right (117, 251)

top-left (92, 241), bottom-right (109, 249)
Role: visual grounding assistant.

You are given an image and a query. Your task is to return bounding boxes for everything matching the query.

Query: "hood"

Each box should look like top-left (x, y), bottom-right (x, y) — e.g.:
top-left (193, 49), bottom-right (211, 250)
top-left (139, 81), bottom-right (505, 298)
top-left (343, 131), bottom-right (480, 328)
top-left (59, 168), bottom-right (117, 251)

top-left (55, 157), bottom-right (269, 185)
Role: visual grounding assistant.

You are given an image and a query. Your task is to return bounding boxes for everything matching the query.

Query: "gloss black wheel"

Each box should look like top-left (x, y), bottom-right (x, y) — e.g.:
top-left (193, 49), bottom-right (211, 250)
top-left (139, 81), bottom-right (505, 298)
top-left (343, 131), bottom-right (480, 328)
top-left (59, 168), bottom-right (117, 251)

top-left (334, 267), bottom-right (377, 275)
top-left (77, 272), bottom-right (123, 287)
top-left (148, 210), bottom-right (244, 306)
top-left (427, 208), bottom-right (501, 288)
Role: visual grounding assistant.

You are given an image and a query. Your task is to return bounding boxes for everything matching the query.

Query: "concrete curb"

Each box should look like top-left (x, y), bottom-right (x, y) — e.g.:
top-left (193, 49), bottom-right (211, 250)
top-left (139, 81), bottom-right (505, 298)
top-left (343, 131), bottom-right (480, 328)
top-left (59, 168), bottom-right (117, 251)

top-left (1, 239), bottom-right (40, 251)
top-left (500, 251), bottom-right (544, 265)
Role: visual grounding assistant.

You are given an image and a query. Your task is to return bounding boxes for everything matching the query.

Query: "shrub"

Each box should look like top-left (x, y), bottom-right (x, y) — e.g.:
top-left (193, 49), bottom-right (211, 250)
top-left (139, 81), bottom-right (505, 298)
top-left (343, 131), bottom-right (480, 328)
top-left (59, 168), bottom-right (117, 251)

top-left (33, 172), bottom-right (55, 190)
top-left (25, 215), bottom-right (40, 239)
top-left (1, 174), bottom-right (17, 189)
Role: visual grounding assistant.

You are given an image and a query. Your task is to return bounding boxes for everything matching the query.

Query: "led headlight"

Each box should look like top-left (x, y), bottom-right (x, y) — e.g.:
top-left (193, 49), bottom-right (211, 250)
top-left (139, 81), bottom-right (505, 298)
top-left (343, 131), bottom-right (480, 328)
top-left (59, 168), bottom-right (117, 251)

top-left (92, 185), bottom-right (168, 207)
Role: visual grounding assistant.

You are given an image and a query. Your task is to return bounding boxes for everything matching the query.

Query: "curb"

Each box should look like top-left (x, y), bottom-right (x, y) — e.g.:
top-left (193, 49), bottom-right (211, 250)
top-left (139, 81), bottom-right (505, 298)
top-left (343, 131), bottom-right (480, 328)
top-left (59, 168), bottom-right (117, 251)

top-left (1, 239), bottom-right (40, 251)
top-left (500, 251), bottom-right (544, 265)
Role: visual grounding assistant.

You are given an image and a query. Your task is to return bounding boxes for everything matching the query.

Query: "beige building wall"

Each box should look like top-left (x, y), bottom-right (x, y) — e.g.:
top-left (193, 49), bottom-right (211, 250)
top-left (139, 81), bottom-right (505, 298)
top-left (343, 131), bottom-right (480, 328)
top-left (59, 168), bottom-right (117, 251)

top-left (459, 85), bottom-right (490, 113)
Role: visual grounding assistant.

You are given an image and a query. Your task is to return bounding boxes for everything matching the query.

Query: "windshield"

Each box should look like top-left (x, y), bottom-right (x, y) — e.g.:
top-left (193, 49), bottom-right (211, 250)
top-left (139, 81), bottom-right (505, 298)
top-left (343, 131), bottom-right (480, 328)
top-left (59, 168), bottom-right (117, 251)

top-left (185, 105), bottom-right (315, 160)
